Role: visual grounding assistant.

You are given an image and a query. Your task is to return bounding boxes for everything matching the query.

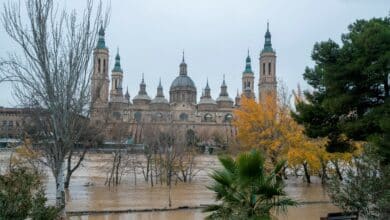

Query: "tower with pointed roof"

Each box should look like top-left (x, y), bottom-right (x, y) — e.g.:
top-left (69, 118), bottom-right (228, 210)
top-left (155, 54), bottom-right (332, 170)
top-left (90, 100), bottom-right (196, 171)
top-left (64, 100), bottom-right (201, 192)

top-left (133, 74), bottom-right (151, 106)
top-left (91, 24), bottom-right (110, 118)
top-left (151, 79), bottom-right (169, 111)
top-left (242, 50), bottom-right (255, 99)
top-left (198, 79), bottom-right (217, 111)
top-left (124, 87), bottom-right (131, 104)
top-left (110, 49), bottom-right (124, 103)
top-left (259, 22), bottom-right (277, 103)
top-left (235, 89), bottom-right (241, 106)
top-left (216, 75), bottom-right (234, 108)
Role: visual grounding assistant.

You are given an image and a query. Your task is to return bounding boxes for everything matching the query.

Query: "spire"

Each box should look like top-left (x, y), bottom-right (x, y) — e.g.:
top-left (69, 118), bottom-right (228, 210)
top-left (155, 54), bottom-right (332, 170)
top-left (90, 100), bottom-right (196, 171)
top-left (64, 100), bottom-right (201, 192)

top-left (179, 51), bottom-right (188, 76)
top-left (156, 78), bottom-right (164, 97)
top-left (263, 21), bottom-right (273, 53)
top-left (96, 23), bottom-right (106, 49)
top-left (222, 74), bottom-right (226, 87)
top-left (112, 48), bottom-right (123, 72)
top-left (244, 50), bottom-right (253, 74)
top-left (125, 86), bottom-right (130, 100)
top-left (204, 79), bottom-right (211, 97)
top-left (235, 89), bottom-right (241, 106)
top-left (139, 74), bottom-right (147, 95)
top-left (219, 74), bottom-right (228, 97)
top-left (158, 78), bottom-right (162, 88)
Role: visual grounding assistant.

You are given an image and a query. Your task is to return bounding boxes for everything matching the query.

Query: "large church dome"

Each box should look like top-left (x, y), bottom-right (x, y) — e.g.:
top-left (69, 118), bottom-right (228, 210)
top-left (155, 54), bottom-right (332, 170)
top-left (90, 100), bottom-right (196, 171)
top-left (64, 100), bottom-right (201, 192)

top-left (170, 75), bottom-right (196, 90)
top-left (169, 54), bottom-right (197, 104)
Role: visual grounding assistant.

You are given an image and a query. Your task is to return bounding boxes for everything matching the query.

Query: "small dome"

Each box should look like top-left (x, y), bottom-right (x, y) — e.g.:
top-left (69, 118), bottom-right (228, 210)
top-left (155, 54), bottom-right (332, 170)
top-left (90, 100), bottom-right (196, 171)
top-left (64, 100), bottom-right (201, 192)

top-left (216, 96), bottom-right (233, 103)
top-left (199, 97), bottom-right (217, 105)
top-left (151, 97), bottom-right (168, 104)
top-left (133, 94), bottom-right (151, 101)
top-left (170, 75), bottom-right (196, 90)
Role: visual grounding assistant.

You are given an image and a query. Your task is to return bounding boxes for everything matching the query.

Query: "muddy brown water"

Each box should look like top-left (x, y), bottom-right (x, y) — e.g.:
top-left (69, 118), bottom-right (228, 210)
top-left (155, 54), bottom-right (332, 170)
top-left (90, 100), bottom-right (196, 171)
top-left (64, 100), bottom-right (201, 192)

top-left (0, 151), bottom-right (340, 219)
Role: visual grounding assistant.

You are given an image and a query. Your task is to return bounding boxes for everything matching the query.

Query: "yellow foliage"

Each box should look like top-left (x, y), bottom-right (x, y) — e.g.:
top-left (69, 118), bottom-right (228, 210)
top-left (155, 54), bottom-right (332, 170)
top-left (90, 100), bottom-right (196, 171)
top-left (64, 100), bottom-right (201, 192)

top-left (234, 95), bottom-right (329, 174)
top-left (233, 95), bottom-right (288, 164)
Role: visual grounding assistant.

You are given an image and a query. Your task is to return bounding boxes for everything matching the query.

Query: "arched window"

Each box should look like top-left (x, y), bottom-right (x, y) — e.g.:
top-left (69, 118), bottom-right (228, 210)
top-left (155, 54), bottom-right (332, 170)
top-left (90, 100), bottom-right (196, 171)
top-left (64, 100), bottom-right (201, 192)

top-left (134, 112), bottom-right (142, 122)
top-left (204, 113), bottom-right (213, 122)
top-left (269, 62), bottom-right (271, 75)
top-left (224, 113), bottom-right (233, 122)
top-left (112, 111), bottom-right (121, 120)
top-left (103, 59), bottom-right (106, 73)
top-left (98, 58), bottom-right (101, 73)
top-left (263, 63), bottom-right (265, 75)
top-left (179, 113), bottom-right (188, 121)
top-left (153, 112), bottom-right (164, 121)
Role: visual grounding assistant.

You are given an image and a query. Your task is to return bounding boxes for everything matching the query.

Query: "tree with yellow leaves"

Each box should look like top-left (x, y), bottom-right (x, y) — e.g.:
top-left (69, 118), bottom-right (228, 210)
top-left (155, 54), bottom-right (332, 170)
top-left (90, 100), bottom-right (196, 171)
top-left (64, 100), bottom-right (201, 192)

top-left (233, 95), bottom-right (290, 166)
top-left (233, 91), bottom-right (327, 183)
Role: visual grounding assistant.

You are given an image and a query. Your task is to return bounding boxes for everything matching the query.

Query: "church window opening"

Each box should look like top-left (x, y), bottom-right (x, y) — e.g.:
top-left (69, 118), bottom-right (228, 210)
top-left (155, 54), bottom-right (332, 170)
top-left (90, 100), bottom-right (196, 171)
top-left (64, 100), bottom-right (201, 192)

top-left (112, 111), bottom-right (121, 120)
top-left (269, 62), bottom-right (271, 75)
top-left (224, 114), bottom-right (233, 122)
top-left (103, 59), bottom-right (106, 73)
top-left (98, 59), bottom-right (101, 73)
top-left (204, 113), bottom-right (213, 122)
top-left (134, 112), bottom-right (142, 122)
top-left (180, 113), bottom-right (188, 121)
top-left (263, 63), bottom-right (265, 75)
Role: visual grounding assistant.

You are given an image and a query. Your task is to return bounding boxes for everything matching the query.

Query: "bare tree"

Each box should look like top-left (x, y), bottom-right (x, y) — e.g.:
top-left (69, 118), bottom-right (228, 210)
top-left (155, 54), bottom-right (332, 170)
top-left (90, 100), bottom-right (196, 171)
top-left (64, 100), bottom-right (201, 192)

top-left (105, 122), bottom-right (131, 187)
top-left (0, 0), bottom-right (109, 215)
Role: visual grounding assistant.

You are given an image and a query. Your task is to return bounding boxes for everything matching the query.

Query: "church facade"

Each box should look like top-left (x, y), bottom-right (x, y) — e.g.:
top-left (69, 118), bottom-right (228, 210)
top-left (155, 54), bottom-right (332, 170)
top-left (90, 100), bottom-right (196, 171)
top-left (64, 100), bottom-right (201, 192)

top-left (90, 23), bottom-right (277, 143)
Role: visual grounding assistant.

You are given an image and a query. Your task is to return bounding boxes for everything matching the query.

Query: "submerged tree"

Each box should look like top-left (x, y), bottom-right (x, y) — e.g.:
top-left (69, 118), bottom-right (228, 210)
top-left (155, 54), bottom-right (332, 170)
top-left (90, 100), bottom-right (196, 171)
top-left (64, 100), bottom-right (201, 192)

top-left (0, 0), bottom-right (109, 215)
top-left (327, 144), bottom-right (390, 219)
top-left (204, 150), bottom-right (296, 220)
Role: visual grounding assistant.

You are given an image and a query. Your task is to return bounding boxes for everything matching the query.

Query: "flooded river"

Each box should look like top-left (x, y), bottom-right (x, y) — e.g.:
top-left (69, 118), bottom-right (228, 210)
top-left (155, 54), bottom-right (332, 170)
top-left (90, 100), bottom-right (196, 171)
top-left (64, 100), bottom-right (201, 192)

top-left (0, 150), bottom-right (340, 219)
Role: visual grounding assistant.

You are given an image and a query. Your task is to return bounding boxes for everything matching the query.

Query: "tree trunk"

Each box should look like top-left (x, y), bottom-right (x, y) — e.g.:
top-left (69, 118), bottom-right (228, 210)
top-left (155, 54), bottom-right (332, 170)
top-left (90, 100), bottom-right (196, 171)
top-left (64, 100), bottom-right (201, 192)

top-left (303, 162), bottom-right (311, 184)
top-left (115, 152), bottom-right (121, 185)
top-left (320, 159), bottom-right (328, 184)
top-left (55, 160), bottom-right (66, 217)
top-left (150, 160), bottom-right (154, 187)
top-left (282, 165), bottom-right (288, 180)
top-left (332, 160), bottom-right (343, 181)
top-left (384, 74), bottom-right (389, 98)
top-left (65, 148), bottom-right (87, 189)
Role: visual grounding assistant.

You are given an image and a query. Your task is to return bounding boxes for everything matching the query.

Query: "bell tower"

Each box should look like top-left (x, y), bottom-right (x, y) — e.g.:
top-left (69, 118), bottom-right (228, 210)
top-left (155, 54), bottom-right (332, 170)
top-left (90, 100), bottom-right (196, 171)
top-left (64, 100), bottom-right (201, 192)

top-left (259, 22), bottom-right (277, 103)
top-left (91, 24), bottom-right (110, 109)
top-left (242, 50), bottom-right (255, 99)
top-left (110, 49), bottom-right (124, 103)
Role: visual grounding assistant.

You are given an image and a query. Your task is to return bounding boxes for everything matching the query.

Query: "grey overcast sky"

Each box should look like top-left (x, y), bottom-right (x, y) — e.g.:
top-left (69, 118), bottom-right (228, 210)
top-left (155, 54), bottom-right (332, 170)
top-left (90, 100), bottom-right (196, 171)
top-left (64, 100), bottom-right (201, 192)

top-left (0, 0), bottom-right (389, 107)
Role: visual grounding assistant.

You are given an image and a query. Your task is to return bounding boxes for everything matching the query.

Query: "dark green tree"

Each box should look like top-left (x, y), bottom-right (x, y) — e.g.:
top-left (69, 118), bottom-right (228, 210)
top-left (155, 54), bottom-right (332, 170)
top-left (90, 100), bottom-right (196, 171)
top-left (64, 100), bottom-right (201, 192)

top-left (293, 17), bottom-right (390, 161)
top-left (0, 168), bottom-right (58, 220)
top-left (203, 150), bottom-right (296, 220)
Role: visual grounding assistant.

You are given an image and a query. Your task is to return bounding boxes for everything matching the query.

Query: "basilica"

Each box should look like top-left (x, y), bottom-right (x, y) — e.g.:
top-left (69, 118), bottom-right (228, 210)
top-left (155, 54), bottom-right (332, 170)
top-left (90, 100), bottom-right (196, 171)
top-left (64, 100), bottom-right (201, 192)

top-left (90, 23), bottom-right (277, 143)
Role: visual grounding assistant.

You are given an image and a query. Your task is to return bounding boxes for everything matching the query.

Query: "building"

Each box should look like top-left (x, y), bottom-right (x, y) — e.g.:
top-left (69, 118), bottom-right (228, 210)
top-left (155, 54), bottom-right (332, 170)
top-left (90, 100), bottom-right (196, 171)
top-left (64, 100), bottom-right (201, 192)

top-left (90, 23), bottom-right (277, 143)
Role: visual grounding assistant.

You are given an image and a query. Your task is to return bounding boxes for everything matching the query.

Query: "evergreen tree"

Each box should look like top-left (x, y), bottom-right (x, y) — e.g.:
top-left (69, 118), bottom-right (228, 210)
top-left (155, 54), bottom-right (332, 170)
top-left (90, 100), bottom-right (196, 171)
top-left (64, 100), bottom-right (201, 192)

top-left (293, 17), bottom-right (390, 162)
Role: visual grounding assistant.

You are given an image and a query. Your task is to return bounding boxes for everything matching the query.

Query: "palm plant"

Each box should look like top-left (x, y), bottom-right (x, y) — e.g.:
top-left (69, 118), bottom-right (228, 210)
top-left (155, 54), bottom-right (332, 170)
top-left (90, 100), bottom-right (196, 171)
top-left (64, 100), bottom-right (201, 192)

top-left (204, 150), bottom-right (296, 220)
